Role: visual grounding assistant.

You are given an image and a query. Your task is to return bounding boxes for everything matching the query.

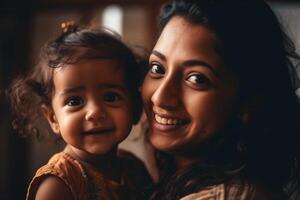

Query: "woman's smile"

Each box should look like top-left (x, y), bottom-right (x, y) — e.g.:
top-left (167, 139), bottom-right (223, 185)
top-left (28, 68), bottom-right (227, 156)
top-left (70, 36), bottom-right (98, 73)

top-left (155, 114), bottom-right (186, 125)
top-left (152, 112), bottom-right (190, 132)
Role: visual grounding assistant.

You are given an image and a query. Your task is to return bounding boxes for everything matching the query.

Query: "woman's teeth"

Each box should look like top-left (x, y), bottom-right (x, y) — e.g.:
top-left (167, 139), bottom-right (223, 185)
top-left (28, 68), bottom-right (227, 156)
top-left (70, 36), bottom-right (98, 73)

top-left (155, 114), bottom-right (184, 125)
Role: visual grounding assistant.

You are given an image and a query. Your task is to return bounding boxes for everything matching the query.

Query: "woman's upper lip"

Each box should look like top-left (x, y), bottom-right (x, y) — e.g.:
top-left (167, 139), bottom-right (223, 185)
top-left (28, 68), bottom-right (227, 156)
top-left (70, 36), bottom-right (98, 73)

top-left (153, 111), bottom-right (189, 122)
top-left (152, 107), bottom-right (186, 118)
top-left (154, 112), bottom-right (181, 119)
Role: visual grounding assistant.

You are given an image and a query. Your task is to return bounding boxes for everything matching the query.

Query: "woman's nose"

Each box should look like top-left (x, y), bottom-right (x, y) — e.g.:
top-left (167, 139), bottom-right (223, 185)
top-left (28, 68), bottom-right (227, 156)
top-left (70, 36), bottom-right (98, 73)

top-left (85, 102), bottom-right (106, 122)
top-left (151, 76), bottom-right (180, 109)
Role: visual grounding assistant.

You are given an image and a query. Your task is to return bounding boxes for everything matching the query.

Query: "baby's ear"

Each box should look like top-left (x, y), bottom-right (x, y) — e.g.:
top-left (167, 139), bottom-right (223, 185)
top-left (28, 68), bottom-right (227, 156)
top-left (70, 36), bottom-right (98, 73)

top-left (41, 104), bottom-right (60, 135)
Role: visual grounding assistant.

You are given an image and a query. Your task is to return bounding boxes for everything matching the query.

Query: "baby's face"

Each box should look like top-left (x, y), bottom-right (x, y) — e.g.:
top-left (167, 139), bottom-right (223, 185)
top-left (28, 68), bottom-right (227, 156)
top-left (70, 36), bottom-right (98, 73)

top-left (46, 59), bottom-right (133, 157)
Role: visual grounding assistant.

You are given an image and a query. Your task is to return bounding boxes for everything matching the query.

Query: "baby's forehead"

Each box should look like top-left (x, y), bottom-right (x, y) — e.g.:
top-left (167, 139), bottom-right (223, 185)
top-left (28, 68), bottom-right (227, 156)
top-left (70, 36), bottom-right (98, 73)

top-left (51, 57), bottom-right (139, 93)
top-left (54, 56), bottom-right (139, 88)
top-left (52, 60), bottom-right (131, 89)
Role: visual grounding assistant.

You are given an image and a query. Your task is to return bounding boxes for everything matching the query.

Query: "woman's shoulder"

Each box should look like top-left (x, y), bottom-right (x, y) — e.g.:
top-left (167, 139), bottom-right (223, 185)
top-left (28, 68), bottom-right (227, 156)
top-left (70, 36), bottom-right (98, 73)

top-left (180, 184), bottom-right (225, 200)
top-left (179, 176), bottom-right (284, 200)
top-left (225, 177), bottom-right (284, 200)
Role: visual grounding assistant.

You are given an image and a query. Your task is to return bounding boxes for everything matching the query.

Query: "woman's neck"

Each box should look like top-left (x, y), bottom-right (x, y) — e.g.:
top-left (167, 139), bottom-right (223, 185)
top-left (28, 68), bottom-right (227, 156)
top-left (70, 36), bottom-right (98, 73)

top-left (174, 154), bottom-right (203, 171)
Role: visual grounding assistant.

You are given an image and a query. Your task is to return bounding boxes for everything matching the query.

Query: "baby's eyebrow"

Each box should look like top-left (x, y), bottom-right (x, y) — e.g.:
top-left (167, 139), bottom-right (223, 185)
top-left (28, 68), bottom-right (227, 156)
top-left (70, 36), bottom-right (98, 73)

top-left (59, 83), bottom-right (127, 97)
top-left (97, 83), bottom-right (127, 92)
top-left (60, 86), bottom-right (84, 96)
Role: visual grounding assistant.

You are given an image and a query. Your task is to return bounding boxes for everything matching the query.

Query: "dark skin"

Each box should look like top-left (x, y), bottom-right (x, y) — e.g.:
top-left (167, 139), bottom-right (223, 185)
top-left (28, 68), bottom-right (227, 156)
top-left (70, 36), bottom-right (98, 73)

top-left (142, 16), bottom-right (238, 170)
top-left (35, 59), bottom-right (135, 199)
top-left (35, 176), bottom-right (73, 200)
top-left (34, 147), bottom-right (123, 200)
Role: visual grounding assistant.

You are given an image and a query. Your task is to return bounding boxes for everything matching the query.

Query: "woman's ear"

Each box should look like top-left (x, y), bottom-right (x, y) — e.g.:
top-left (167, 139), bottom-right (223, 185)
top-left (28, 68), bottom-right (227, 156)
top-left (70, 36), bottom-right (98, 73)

top-left (237, 95), bottom-right (264, 125)
top-left (41, 104), bottom-right (60, 135)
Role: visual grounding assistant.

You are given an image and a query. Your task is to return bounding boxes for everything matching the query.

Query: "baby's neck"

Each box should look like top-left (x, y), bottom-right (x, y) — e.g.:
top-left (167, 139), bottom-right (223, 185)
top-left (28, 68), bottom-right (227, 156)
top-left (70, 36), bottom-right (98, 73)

top-left (64, 145), bottom-right (122, 182)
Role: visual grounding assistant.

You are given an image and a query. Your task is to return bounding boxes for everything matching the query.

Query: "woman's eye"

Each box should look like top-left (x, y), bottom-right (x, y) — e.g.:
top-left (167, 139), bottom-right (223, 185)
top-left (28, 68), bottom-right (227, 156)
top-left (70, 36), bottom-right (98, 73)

top-left (103, 92), bottom-right (121, 103)
top-left (66, 96), bottom-right (83, 106)
top-left (187, 74), bottom-right (211, 86)
top-left (150, 63), bottom-right (165, 75)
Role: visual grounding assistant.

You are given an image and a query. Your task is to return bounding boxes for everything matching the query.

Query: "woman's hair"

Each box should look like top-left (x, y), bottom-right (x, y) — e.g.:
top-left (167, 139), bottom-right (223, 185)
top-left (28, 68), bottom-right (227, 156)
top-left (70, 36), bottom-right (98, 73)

top-left (151, 0), bottom-right (300, 199)
top-left (8, 25), bottom-right (144, 138)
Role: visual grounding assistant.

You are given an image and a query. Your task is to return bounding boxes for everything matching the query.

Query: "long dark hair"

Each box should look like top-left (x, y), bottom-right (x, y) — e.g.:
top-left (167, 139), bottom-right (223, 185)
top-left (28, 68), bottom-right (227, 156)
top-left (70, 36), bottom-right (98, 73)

top-left (151, 0), bottom-right (300, 199)
top-left (8, 25), bottom-right (144, 138)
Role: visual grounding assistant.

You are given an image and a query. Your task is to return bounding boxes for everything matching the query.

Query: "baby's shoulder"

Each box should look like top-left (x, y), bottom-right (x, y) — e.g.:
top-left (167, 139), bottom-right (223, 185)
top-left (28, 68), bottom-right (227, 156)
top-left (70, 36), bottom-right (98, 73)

top-left (26, 152), bottom-right (86, 200)
top-left (36, 152), bottom-right (86, 181)
top-left (32, 175), bottom-right (73, 200)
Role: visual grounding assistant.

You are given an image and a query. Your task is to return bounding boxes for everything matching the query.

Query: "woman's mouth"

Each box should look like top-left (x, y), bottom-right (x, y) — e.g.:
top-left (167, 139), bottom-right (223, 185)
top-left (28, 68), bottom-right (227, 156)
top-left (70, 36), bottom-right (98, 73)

top-left (155, 114), bottom-right (185, 125)
top-left (153, 114), bottom-right (189, 132)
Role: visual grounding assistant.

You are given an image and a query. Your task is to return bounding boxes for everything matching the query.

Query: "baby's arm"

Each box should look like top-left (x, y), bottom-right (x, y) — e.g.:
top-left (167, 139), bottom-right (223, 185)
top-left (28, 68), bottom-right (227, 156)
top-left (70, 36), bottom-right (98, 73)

top-left (34, 176), bottom-right (73, 200)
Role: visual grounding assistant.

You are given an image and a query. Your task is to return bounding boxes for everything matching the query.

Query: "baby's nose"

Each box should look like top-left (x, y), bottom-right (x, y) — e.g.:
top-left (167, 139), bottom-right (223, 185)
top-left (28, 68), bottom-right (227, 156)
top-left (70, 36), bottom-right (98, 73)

top-left (85, 103), bottom-right (106, 122)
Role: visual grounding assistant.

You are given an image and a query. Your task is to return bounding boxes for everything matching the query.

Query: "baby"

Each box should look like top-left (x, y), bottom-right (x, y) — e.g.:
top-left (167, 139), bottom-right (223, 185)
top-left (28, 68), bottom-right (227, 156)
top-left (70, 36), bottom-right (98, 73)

top-left (8, 22), bottom-right (152, 200)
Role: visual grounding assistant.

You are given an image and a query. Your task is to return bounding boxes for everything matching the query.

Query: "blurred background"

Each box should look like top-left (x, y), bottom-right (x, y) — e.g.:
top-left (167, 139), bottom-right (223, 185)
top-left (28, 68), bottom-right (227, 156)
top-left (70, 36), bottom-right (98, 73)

top-left (0, 0), bottom-right (299, 199)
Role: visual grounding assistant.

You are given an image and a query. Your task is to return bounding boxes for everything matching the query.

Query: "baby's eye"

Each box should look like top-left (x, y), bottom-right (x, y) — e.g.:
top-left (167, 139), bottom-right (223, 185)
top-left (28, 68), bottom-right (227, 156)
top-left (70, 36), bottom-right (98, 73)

top-left (66, 96), bottom-right (84, 106)
top-left (149, 63), bottom-right (165, 76)
top-left (186, 73), bottom-right (211, 87)
top-left (103, 92), bottom-right (122, 103)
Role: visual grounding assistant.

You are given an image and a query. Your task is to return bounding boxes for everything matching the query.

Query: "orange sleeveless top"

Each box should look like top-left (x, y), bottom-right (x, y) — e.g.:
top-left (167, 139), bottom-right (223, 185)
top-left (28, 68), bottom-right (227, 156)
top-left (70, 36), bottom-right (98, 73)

top-left (26, 151), bottom-right (152, 200)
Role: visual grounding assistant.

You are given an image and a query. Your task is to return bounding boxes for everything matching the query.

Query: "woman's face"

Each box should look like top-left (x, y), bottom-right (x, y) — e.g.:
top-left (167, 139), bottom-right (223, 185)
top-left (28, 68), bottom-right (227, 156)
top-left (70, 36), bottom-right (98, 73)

top-left (142, 16), bottom-right (238, 155)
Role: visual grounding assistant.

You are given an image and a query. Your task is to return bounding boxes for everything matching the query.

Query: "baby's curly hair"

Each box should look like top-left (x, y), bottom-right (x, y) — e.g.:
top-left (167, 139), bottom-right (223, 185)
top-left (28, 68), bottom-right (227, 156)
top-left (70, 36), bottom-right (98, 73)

top-left (8, 24), bottom-right (146, 138)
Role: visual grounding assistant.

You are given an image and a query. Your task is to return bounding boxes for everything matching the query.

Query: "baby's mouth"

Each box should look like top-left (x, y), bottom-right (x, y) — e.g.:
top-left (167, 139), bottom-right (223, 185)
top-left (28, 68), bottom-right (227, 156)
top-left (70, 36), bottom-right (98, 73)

top-left (83, 128), bottom-right (114, 135)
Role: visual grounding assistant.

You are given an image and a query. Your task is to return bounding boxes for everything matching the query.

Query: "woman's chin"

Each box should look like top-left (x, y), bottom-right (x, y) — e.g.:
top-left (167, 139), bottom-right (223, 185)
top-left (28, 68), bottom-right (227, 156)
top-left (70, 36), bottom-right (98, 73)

top-left (149, 133), bottom-right (182, 153)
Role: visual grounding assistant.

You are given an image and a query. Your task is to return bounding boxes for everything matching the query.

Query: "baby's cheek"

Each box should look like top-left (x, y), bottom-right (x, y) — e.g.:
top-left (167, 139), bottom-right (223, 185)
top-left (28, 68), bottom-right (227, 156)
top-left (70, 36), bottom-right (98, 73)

top-left (60, 114), bottom-right (81, 130)
top-left (119, 111), bottom-right (133, 132)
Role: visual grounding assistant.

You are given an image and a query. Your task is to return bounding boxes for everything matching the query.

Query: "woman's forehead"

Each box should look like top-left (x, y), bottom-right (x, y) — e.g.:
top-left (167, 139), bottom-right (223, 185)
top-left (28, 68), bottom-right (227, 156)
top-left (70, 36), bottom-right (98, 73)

top-left (152, 16), bottom-right (226, 73)
top-left (156, 16), bottom-right (217, 52)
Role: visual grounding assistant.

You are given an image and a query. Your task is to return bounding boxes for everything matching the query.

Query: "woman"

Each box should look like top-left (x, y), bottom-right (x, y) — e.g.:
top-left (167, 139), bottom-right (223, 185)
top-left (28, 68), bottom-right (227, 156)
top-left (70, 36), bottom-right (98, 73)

top-left (142, 0), bottom-right (300, 199)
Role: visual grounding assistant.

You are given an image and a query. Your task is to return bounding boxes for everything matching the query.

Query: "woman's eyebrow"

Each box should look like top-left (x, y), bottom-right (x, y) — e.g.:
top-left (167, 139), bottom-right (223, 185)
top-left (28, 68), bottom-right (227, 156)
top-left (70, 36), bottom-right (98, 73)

top-left (151, 50), bottom-right (166, 61)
